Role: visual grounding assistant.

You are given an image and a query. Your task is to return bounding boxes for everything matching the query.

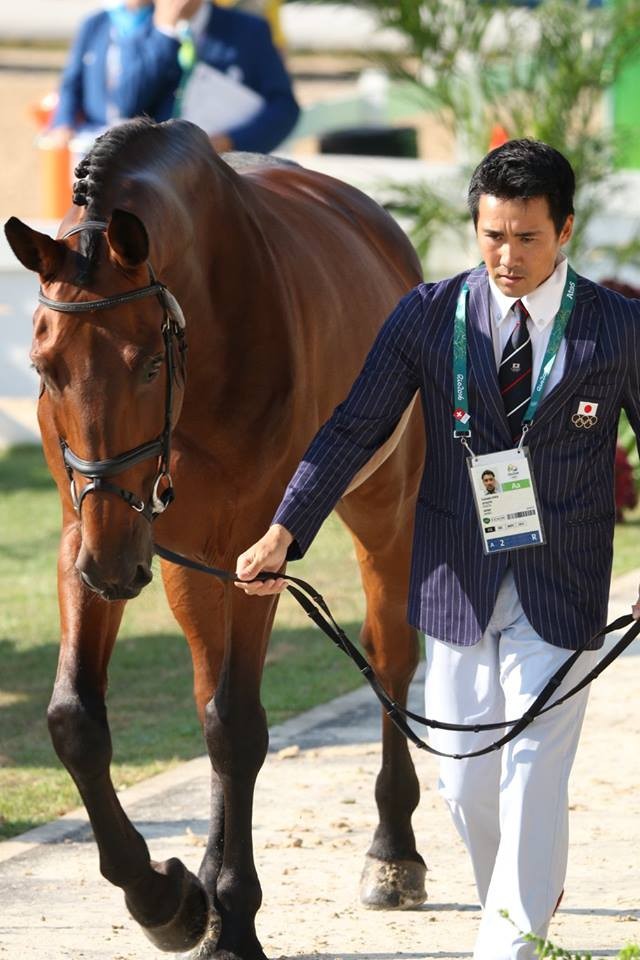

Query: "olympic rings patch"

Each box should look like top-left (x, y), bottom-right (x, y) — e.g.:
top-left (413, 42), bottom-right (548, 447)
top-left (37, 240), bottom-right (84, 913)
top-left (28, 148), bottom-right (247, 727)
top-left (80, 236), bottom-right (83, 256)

top-left (571, 413), bottom-right (598, 429)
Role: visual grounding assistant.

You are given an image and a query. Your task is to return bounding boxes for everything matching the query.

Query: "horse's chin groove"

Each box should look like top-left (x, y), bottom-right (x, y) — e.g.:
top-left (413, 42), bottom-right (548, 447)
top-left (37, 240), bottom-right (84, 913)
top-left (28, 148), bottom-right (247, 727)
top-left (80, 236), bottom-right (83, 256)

top-left (359, 855), bottom-right (428, 910)
top-left (127, 859), bottom-right (209, 952)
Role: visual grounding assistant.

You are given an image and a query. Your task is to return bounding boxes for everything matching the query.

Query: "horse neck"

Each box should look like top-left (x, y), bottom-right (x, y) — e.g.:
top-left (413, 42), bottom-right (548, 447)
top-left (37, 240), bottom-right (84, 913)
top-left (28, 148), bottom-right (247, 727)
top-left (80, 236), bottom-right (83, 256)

top-left (149, 169), bottom-right (293, 419)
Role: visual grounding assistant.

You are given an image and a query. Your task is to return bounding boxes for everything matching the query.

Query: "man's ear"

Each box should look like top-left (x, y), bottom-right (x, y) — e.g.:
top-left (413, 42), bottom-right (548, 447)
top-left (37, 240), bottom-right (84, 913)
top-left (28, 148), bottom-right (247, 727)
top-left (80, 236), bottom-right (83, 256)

top-left (106, 208), bottom-right (150, 268)
top-left (4, 217), bottom-right (66, 280)
top-left (559, 214), bottom-right (574, 246)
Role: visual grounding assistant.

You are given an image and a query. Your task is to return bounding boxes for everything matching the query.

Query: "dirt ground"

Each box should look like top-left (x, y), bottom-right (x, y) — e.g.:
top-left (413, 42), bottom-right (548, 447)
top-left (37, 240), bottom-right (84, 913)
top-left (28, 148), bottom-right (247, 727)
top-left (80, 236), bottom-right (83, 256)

top-left (1, 630), bottom-right (640, 960)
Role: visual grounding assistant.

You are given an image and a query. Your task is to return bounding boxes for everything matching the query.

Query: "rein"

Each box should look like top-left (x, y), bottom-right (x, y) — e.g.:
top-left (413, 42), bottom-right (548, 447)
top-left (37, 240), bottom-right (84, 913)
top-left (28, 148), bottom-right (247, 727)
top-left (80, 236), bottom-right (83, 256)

top-left (41, 219), bottom-right (639, 758)
top-left (38, 220), bottom-right (187, 523)
top-left (154, 543), bottom-right (640, 760)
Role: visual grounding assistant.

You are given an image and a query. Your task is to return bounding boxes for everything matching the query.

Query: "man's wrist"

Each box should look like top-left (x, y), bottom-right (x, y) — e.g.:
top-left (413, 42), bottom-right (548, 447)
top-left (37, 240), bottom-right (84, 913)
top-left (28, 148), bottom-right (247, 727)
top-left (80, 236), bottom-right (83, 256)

top-left (271, 524), bottom-right (294, 548)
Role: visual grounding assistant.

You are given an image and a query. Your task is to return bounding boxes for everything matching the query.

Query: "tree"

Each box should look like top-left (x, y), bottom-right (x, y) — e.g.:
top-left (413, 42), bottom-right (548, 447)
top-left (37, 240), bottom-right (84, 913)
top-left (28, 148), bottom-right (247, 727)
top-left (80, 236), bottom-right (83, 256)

top-left (342, 0), bottom-right (640, 271)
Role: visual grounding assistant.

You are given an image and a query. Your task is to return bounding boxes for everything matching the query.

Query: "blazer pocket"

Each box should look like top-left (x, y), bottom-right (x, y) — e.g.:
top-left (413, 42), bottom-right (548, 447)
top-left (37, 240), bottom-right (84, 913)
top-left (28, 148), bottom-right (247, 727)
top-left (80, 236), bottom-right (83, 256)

top-left (566, 509), bottom-right (616, 527)
top-left (417, 497), bottom-right (456, 519)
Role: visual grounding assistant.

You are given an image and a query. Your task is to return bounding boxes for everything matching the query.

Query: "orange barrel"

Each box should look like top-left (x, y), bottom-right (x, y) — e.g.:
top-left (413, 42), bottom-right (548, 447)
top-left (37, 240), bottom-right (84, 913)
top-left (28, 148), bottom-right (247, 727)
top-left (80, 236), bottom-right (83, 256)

top-left (37, 134), bottom-right (72, 219)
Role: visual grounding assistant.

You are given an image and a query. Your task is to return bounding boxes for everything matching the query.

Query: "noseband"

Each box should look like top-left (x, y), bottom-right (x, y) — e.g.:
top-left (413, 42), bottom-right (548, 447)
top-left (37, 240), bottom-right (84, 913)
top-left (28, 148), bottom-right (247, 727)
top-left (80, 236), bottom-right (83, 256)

top-left (38, 219), bottom-right (187, 523)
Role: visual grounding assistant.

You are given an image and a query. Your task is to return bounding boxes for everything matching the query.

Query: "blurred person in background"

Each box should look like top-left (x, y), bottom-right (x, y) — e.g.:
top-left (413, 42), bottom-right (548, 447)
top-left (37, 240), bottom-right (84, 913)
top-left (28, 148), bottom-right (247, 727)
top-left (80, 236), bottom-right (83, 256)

top-left (47, 0), bottom-right (298, 154)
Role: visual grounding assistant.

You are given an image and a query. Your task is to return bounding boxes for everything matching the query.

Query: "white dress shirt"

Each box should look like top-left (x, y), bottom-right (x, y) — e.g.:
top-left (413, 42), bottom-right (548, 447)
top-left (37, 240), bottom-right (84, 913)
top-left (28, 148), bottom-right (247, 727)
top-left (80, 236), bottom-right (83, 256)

top-left (488, 255), bottom-right (569, 400)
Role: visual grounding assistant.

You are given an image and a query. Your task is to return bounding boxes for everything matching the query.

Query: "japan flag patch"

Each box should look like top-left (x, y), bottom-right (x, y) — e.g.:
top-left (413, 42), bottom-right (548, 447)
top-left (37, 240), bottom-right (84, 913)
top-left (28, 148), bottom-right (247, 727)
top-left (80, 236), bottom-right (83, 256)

top-left (571, 399), bottom-right (599, 429)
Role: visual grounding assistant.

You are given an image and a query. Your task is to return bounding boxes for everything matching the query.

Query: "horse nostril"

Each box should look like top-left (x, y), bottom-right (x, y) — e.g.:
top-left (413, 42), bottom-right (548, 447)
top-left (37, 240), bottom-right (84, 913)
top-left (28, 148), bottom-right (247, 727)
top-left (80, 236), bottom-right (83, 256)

top-left (79, 569), bottom-right (96, 591)
top-left (135, 564), bottom-right (153, 588)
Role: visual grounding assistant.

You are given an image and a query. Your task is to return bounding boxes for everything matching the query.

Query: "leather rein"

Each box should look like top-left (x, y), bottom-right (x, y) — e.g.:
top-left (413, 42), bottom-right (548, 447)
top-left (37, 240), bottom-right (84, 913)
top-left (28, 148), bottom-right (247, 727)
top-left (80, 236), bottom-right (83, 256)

top-left (154, 543), bottom-right (640, 761)
top-left (41, 219), bottom-right (640, 760)
top-left (38, 220), bottom-right (187, 523)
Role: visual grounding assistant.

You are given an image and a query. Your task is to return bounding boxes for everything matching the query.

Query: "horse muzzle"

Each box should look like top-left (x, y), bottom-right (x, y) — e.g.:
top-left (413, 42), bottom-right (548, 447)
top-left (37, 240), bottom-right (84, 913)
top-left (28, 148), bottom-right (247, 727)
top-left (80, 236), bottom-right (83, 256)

top-left (76, 547), bottom-right (153, 601)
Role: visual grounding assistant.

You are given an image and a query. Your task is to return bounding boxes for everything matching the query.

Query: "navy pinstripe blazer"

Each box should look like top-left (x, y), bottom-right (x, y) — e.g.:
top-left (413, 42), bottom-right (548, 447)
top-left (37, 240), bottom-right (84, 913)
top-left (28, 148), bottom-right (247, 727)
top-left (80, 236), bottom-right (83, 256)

top-left (273, 266), bottom-right (640, 649)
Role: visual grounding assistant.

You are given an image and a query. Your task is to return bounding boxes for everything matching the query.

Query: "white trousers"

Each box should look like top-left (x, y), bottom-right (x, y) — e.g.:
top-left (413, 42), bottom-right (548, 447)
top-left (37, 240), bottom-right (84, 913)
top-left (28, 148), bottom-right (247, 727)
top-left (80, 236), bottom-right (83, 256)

top-left (424, 569), bottom-right (598, 960)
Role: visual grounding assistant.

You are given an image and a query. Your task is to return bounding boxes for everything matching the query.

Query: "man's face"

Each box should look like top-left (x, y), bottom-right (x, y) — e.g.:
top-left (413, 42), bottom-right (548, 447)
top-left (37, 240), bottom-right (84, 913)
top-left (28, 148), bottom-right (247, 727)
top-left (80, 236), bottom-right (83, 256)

top-left (482, 474), bottom-right (496, 493)
top-left (476, 194), bottom-right (573, 298)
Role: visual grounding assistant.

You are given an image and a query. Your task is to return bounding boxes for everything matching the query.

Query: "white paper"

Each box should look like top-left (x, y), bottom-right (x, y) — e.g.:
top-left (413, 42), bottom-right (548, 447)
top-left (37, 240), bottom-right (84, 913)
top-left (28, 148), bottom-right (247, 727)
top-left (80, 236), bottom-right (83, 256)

top-left (179, 62), bottom-right (264, 135)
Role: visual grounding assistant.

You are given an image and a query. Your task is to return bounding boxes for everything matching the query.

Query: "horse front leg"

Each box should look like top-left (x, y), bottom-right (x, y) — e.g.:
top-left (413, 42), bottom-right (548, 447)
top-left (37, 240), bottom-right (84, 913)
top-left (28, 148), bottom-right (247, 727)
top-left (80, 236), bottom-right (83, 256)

top-left (161, 557), bottom-right (273, 960)
top-left (337, 497), bottom-right (427, 911)
top-left (205, 591), bottom-right (274, 960)
top-left (49, 526), bottom-right (209, 952)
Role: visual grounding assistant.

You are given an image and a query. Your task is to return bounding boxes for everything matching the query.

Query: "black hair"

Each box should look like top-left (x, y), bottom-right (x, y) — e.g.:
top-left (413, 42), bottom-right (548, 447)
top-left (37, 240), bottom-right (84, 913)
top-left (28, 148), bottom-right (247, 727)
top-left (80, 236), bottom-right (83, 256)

top-left (481, 470), bottom-right (496, 479)
top-left (467, 139), bottom-right (575, 235)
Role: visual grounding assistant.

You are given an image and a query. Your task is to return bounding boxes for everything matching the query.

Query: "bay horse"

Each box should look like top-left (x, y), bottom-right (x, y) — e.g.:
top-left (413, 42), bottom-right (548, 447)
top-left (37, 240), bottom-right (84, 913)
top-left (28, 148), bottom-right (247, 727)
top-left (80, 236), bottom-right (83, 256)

top-left (5, 117), bottom-right (426, 960)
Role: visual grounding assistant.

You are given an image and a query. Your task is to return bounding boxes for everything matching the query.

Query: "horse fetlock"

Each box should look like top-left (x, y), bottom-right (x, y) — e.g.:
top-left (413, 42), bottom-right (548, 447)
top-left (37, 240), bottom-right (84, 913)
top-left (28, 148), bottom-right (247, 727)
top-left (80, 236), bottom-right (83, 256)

top-left (125, 857), bottom-right (209, 952)
top-left (359, 854), bottom-right (427, 910)
top-left (214, 866), bottom-right (262, 920)
top-left (187, 912), bottom-right (222, 959)
top-left (208, 927), bottom-right (267, 960)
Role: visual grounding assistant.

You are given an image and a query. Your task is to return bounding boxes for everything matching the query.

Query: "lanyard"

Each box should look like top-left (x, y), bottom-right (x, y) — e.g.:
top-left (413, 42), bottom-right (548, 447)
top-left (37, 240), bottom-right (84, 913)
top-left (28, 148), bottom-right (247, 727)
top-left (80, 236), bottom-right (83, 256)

top-left (452, 265), bottom-right (578, 439)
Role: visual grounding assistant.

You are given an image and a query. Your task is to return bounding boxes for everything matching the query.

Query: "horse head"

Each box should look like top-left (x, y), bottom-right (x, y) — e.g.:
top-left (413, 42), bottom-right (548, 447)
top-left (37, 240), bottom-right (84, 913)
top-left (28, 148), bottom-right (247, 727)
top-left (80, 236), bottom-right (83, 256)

top-left (5, 210), bottom-right (186, 600)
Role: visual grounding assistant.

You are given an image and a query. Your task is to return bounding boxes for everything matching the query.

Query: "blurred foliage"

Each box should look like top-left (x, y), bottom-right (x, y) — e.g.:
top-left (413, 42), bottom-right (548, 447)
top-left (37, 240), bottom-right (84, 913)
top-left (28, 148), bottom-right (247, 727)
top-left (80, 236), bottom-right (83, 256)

top-left (344, 0), bottom-right (640, 269)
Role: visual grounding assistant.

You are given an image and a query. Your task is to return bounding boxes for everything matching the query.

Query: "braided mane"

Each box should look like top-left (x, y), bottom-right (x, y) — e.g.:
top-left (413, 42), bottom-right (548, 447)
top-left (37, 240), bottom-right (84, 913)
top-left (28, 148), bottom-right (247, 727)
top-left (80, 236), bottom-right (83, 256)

top-left (72, 116), bottom-right (159, 214)
top-left (71, 117), bottom-right (172, 276)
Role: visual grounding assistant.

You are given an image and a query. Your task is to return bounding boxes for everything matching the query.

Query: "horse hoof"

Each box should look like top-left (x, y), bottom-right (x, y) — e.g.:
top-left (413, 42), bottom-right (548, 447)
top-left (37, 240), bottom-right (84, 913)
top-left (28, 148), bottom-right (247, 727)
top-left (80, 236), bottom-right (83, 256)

top-left (359, 855), bottom-right (427, 910)
top-left (128, 858), bottom-right (209, 952)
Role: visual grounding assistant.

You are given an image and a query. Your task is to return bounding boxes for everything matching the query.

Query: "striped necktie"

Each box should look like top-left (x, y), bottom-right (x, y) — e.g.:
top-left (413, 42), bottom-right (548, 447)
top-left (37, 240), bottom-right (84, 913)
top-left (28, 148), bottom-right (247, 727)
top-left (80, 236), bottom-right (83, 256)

top-left (499, 299), bottom-right (532, 443)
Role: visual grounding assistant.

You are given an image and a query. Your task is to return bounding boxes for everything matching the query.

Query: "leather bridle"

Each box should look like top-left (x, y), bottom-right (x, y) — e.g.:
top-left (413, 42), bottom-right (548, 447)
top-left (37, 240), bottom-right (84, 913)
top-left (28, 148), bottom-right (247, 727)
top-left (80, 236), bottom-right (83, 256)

top-left (37, 219), bottom-right (187, 523)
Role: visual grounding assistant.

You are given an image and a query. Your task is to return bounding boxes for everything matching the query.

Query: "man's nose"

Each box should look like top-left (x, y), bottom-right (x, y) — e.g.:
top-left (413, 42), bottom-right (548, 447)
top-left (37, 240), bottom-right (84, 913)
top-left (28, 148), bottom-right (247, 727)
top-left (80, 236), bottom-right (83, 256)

top-left (499, 243), bottom-right (520, 268)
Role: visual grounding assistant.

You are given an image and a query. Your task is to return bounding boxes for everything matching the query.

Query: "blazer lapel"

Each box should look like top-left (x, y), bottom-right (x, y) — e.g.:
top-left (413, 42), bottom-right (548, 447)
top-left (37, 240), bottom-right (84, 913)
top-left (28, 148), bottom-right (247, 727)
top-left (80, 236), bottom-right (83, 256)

top-left (466, 269), bottom-right (513, 446)
top-left (527, 276), bottom-right (600, 433)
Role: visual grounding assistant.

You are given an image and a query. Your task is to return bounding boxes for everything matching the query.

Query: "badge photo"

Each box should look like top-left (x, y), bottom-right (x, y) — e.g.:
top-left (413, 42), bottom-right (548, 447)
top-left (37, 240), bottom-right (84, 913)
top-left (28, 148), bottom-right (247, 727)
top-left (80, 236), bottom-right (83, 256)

top-left (571, 399), bottom-right (599, 429)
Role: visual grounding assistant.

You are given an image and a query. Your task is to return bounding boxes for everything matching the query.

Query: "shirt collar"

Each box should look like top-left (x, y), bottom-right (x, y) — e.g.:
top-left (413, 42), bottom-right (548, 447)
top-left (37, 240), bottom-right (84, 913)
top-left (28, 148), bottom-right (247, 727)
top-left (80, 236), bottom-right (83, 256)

top-left (488, 254), bottom-right (568, 331)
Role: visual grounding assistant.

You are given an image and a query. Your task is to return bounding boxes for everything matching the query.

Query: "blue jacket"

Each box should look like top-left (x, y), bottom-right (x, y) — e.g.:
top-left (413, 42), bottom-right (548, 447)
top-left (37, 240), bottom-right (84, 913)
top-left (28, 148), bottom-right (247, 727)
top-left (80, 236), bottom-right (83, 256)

top-left (52, 10), bottom-right (181, 132)
top-left (190, 3), bottom-right (299, 151)
top-left (273, 268), bottom-right (640, 649)
top-left (53, 4), bottom-right (299, 152)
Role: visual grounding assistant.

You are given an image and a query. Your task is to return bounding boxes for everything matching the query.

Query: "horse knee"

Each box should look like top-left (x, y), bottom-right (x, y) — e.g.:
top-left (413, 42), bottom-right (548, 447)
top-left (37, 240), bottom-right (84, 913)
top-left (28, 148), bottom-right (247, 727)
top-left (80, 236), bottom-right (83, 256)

top-left (360, 620), bottom-right (420, 687)
top-left (48, 687), bottom-right (111, 778)
top-left (203, 695), bottom-right (268, 777)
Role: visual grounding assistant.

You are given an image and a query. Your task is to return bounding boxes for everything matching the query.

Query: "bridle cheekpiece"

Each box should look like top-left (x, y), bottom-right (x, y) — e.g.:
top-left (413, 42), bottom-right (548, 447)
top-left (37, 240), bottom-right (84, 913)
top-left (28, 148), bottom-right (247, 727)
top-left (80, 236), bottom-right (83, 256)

top-left (38, 219), bottom-right (187, 522)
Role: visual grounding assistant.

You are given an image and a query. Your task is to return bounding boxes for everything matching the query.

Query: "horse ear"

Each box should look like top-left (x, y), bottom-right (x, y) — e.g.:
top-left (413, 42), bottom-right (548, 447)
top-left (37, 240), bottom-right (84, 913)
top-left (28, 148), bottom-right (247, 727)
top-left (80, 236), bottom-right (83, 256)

top-left (107, 209), bottom-right (150, 268)
top-left (4, 217), bottom-right (66, 280)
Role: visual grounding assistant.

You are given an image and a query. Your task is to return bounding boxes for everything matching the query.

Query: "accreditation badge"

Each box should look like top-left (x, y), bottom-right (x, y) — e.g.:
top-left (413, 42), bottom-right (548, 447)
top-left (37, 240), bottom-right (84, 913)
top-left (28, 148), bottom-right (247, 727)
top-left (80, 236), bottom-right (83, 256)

top-left (467, 447), bottom-right (545, 554)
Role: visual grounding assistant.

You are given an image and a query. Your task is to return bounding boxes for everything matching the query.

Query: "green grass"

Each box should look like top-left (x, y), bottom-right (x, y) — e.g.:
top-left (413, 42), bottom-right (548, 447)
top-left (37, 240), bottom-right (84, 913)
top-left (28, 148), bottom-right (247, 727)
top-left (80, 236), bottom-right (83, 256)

top-left (0, 445), bottom-right (365, 839)
top-left (1, 444), bottom-right (639, 840)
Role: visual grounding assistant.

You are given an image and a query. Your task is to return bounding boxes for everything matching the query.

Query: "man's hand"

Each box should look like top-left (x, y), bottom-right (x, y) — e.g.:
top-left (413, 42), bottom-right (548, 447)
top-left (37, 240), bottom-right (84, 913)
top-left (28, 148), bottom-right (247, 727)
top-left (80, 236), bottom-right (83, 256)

top-left (210, 133), bottom-right (233, 154)
top-left (154, 0), bottom-right (203, 30)
top-left (633, 587), bottom-right (640, 620)
top-left (235, 524), bottom-right (293, 596)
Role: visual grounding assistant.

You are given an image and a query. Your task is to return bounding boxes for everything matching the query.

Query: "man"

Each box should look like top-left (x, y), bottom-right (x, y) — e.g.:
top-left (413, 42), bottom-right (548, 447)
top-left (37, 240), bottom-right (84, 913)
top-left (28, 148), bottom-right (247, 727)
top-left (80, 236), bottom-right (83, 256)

top-left (235, 139), bottom-right (640, 958)
top-left (49, 1), bottom-right (189, 145)
top-left (49, 0), bottom-right (299, 154)
top-left (481, 469), bottom-right (498, 494)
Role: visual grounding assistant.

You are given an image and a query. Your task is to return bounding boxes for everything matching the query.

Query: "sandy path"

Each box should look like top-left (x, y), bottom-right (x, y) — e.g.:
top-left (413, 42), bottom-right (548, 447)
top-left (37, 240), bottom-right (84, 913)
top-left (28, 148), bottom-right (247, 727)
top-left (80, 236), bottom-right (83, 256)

top-left (1, 613), bottom-right (639, 960)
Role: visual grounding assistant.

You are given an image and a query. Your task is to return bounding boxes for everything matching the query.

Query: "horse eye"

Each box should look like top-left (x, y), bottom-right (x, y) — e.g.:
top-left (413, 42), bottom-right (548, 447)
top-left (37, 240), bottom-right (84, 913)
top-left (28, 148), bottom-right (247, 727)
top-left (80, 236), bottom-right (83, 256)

top-left (144, 355), bottom-right (164, 382)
